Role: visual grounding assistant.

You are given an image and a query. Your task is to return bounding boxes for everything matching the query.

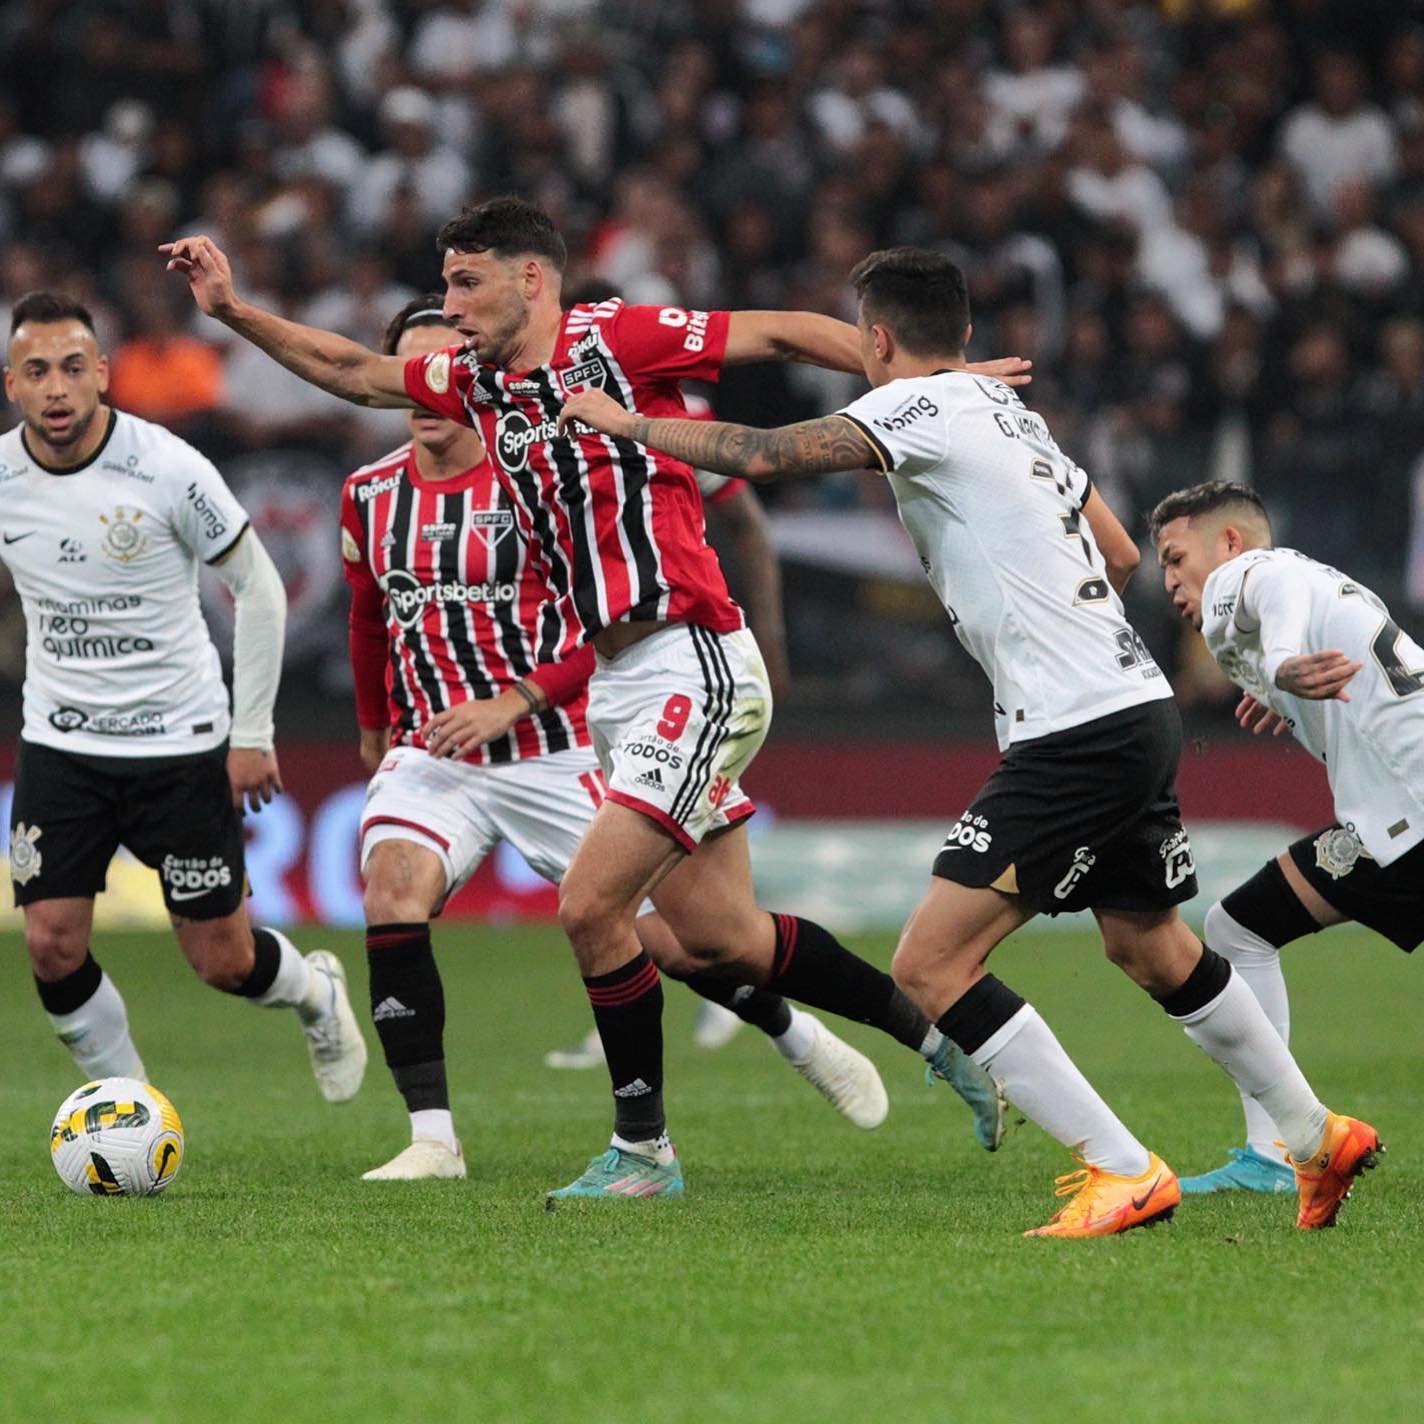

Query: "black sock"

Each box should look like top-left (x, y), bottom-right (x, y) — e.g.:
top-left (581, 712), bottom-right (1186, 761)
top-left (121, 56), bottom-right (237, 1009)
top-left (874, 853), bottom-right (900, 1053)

top-left (366, 922), bottom-right (448, 1113)
top-left (684, 973), bottom-right (793, 1037)
top-left (34, 950), bottom-right (103, 1015)
top-left (230, 927), bottom-right (281, 998)
top-left (764, 913), bottom-right (931, 1051)
top-left (934, 974), bottom-right (1026, 1055)
top-left (584, 952), bottom-right (665, 1143)
top-left (1153, 943), bottom-right (1231, 1018)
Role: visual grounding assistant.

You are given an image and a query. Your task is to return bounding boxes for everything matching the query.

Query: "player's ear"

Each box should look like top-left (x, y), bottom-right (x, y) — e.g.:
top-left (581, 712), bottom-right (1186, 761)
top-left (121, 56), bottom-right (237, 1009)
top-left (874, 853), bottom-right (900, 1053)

top-left (95, 353), bottom-right (110, 395)
top-left (963, 320), bottom-right (973, 352)
top-left (874, 322), bottom-right (893, 363)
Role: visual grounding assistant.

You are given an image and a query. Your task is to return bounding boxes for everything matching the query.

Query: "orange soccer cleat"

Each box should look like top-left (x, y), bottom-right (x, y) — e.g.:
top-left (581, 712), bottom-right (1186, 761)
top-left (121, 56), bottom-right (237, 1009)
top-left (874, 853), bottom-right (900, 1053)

top-left (1024, 1151), bottom-right (1181, 1239)
top-left (1289, 1112), bottom-right (1383, 1230)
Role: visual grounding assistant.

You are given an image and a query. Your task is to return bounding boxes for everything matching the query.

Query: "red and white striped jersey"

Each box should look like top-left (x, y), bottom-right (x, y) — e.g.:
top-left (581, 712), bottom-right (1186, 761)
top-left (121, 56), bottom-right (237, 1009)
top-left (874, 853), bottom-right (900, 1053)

top-left (402, 300), bottom-right (746, 652)
top-left (340, 443), bottom-right (590, 764)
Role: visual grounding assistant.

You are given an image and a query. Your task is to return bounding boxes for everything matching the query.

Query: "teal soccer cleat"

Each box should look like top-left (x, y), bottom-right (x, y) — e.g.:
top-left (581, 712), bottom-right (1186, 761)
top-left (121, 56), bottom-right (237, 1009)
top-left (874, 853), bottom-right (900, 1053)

top-left (546, 1146), bottom-right (685, 1207)
top-left (1179, 1146), bottom-right (1295, 1195)
top-left (927, 1040), bottom-right (1007, 1152)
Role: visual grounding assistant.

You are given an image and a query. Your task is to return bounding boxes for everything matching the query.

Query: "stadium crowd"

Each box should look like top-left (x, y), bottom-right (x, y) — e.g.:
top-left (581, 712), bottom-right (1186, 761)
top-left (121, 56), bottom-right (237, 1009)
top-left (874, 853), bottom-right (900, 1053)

top-left (2, 0), bottom-right (1423, 707)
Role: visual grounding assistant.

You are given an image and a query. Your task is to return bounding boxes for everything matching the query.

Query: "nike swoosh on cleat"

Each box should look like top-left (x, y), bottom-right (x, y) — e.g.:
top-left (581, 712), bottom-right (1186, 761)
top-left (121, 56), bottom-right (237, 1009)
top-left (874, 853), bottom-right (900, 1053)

top-left (1131, 1176), bottom-right (1162, 1211)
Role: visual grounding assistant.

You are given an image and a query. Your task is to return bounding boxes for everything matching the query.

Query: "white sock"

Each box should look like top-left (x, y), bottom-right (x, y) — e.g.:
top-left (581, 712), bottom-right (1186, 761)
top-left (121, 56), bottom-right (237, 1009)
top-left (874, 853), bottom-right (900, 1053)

top-left (250, 928), bottom-right (315, 1013)
top-left (1205, 901), bottom-right (1291, 1162)
top-left (1172, 968), bottom-right (1327, 1162)
top-left (410, 1108), bottom-right (458, 1152)
top-left (611, 1131), bottom-right (675, 1164)
top-left (972, 1005), bottom-right (1151, 1177)
top-left (46, 971), bottom-right (147, 1080)
top-left (918, 1025), bottom-right (945, 1060)
top-left (772, 1007), bottom-right (818, 1064)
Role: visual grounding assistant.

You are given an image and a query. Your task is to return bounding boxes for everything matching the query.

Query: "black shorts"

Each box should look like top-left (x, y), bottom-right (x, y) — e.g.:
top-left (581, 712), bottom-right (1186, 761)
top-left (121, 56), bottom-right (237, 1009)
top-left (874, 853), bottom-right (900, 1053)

top-left (9, 739), bottom-right (247, 920)
top-left (933, 699), bottom-right (1199, 916)
top-left (1288, 826), bottom-right (1424, 952)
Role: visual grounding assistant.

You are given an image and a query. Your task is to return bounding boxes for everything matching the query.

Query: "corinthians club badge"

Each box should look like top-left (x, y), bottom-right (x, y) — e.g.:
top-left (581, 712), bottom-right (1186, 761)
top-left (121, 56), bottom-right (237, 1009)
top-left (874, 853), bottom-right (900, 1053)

top-left (1314, 827), bottom-right (1370, 880)
top-left (100, 507), bottom-right (148, 563)
top-left (9, 822), bottom-right (42, 885)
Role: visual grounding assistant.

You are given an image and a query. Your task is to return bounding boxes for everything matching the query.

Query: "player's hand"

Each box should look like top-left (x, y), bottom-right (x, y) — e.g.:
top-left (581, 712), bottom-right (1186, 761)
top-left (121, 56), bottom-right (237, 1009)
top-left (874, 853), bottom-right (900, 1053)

top-left (423, 691), bottom-right (525, 759)
top-left (359, 726), bottom-right (391, 773)
top-left (557, 387), bottom-right (636, 440)
top-left (1235, 693), bottom-right (1290, 736)
top-left (965, 356), bottom-right (1033, 389)
top-left (1274, 650), bottom-right (1362, 702)
top-left (160, 234), bottom-right (239, 318)
top-left (228, 747), bottom-right (283, 814)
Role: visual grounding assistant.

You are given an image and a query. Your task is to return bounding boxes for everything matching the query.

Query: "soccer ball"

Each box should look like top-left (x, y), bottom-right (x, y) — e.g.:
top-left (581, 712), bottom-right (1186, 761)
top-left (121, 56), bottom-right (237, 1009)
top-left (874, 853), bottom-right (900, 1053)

top-left (49, 1077), bottom-right (185, 1197)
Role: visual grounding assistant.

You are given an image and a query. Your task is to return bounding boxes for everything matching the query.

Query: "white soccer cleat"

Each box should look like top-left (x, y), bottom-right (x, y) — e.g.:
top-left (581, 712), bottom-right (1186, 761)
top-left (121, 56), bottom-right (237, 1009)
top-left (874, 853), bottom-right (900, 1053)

top-left (543, 1027), bottom-right (605, 1070)
top-left (785, 1015), bottom-right (889, 1130)
top-left (693, 1000), bottom-right (744, 1050)
top-left (300, 950), bottom-right (368, 1103)
top-left (362, 1138), bottom-right (466, 1181)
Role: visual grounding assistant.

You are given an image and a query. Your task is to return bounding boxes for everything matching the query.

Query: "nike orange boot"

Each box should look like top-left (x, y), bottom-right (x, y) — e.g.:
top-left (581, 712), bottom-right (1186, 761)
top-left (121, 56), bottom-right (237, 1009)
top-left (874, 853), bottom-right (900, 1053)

top-left (1289, 1113), bottom-right (1383, 1230)
top-left (1024, 1152), bottom-right (1181, 1238)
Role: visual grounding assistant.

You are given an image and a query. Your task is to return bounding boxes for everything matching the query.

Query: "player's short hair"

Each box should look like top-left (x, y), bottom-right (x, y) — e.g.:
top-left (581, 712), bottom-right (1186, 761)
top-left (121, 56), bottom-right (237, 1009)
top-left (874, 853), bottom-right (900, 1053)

top-left (9, 290), bottom-right (97, 337)
top-left (849, 248), bottom-right (971, 357)
top-left (437, 196), bottom-right (568, 272)
top-left (1148, 481), bottom-right (1272, 543)
top-left (381, 294), bottom-right (455, 355)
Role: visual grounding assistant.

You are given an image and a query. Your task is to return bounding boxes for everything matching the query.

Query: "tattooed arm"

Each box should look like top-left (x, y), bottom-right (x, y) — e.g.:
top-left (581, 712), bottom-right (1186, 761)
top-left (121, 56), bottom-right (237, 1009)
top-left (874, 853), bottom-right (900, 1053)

top-left (556, 387), bottom-right (876, 481)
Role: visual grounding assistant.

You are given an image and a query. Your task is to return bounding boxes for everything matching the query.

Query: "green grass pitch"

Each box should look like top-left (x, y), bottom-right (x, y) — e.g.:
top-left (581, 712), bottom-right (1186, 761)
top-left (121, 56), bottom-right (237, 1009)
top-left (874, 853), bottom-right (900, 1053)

top-left (1, 924), bottom-right (1420, 1422)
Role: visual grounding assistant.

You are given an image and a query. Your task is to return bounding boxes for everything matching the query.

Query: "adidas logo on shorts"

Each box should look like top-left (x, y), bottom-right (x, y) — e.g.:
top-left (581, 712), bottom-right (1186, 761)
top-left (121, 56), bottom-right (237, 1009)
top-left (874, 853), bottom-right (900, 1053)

top-left (633, 768), bottom-right (665, 790)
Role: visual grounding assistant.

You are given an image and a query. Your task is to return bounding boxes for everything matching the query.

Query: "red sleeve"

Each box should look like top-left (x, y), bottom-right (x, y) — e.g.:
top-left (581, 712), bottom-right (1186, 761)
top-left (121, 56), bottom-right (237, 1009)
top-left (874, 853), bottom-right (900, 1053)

top-left (402, 344), bottom-right (477, 423)
top-left (348, 582), bottom-right (390, 730)
top-left (707, 477), bottom-right (749, 505)
top-left (524, 643), bottom-right (595, 710)
top-left (339, 481), bottom-right (373, 589)
top-left (607, 303), bottom-right (730, 384)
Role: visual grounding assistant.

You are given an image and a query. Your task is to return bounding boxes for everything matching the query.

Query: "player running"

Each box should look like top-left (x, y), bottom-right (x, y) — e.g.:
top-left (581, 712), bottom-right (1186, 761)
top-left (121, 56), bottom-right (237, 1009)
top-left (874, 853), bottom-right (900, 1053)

top-left (163, 203), bottom-right (1011, 1202)
top-left (347, 298), bottom-right (900, 1180)
top-left (1152, 480), bottom-right (1412, 1196)
top-left (2, 291), bottom-right (366, 1102)
top-left (559, 246), bottom-right (1381, 1236)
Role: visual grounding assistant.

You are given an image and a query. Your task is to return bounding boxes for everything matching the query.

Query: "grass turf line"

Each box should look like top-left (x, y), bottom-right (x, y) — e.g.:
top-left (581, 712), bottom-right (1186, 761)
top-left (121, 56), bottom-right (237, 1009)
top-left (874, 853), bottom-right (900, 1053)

top-left (0, 925), bottom-right (1420, 1422)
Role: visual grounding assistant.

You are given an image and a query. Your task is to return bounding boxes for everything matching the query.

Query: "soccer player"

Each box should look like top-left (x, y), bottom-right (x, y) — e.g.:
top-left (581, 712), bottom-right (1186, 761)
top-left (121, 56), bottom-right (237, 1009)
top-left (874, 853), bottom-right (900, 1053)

top-left (558, 246), bottom-right (1381, 1236)
top-left (2, 291), bottom-right (366, 1101)
top-left (346, 297), bottom-right (893, 1180)
top-left (1152, 480), bottom-right (1417, 1194)
top-left (162, 205), bottom-right (1010, 1202)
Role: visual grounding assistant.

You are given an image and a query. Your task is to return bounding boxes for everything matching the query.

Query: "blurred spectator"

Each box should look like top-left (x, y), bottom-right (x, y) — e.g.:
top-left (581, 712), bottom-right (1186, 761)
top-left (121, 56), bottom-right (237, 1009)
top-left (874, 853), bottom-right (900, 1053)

top-left (107, 285), bottom-right (223, 432)
top-left (350, 87), bottom-right (471, 238)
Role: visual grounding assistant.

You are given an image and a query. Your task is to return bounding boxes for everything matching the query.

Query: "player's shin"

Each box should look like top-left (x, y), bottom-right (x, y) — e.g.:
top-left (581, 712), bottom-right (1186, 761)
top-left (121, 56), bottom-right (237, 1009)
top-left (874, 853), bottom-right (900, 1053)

top-left (938, 975), bottom-right (1151, 1175)
top-left (683, 972), bottom-right (793, 1037)
top-left (35, 951), bottom-right (146, 1079)
top-left (365, 922), bottom-right (454, 1148)
top-left (227, 925), bottom-right (313, 1007)
top-left (1205, 868), bottom-right (1321, 1162)
top-left (762, 913), bottom-right (942, 1057)
top-left (1155, 945), bottom-right (1328, 1162)
top-left (584, 951), bottom-right (669, 1156)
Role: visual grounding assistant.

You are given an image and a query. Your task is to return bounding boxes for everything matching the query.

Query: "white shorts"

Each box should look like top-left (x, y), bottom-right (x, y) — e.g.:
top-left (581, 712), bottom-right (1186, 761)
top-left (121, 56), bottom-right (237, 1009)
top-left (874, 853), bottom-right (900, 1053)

top-left (589, 623), bottom-right (771, 852)
top-left (360, 744), bottom-right (608, 895)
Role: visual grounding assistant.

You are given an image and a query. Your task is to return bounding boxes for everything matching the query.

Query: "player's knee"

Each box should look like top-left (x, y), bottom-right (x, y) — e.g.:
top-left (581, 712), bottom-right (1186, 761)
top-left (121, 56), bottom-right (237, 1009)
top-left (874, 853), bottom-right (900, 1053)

top-left (363, 879), bottom-right (433, 925)
top-left (183, 921), bottom-right (253, 991)
top-left (890, 934), bottom-right (936, 997)
top-left (24, 917), bottom-right (87, 978)
top-left (558, 883), bottom-right (626, 956)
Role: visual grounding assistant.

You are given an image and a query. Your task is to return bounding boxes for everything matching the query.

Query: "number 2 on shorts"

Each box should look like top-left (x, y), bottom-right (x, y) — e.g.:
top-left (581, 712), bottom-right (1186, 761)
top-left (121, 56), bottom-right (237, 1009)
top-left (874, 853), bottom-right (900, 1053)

top-left (657, 694), bottom-right (692, 740)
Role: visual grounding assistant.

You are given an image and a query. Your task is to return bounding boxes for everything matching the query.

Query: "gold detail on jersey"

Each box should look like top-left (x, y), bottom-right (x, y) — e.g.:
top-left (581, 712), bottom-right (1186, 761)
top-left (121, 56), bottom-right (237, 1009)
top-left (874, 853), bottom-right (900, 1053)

top-left (8, 821), bottom-right (42, 885)
top-left (99, 507), bottom-right (148, 563)
top-left (341, 527), bottom-right (361, 562)
top-left (1314, 827), bottom-right (1371, 880)
top-left (425, 350), bottom-right (451, 394)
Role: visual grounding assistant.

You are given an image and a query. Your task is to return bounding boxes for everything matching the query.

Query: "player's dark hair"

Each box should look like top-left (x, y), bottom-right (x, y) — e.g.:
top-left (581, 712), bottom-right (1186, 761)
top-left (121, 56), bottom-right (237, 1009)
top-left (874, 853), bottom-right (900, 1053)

top-left (849, 248), bottom-right (970, 357)
top-left (1148, 481), bottom-right (1272, 542)
top-left (381, 294), bottom-right (455, 355)
top-left (436, 196), bottom-right (568, 272)
top-left (9, 290), bottom-right (97, 336)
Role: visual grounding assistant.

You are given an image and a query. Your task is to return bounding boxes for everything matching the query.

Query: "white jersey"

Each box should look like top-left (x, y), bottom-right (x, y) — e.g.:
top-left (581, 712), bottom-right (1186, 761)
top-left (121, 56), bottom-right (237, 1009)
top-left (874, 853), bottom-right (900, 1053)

top-left (838, 371), bottom-right (1170, 749)
top-left (0, 410), bottom-right (249, 757)
top-left (1201, 547), bottom-right (1424, 866)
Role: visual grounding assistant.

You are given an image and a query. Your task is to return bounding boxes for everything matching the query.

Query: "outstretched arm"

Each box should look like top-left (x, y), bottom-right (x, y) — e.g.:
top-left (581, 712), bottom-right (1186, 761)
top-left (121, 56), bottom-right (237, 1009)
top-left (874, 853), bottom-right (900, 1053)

top-left (558, 387), bottom-right (876, 481)
top-left (162, 235), bottom-right (415, 409)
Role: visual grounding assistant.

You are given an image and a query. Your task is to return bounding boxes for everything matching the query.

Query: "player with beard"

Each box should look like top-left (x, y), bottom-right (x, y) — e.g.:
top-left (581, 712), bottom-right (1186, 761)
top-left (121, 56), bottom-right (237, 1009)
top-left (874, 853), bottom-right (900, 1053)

top-left (1, 291), bottom-right (366, 1103)
top-left (163, 206), bottom-right (1015, 1202)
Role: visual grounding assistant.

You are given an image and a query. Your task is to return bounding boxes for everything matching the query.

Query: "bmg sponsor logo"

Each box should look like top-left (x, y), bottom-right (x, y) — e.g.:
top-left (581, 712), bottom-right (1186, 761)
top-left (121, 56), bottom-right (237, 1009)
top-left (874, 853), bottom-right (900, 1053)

top-left (184, 482), bottom-right (229, 542)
